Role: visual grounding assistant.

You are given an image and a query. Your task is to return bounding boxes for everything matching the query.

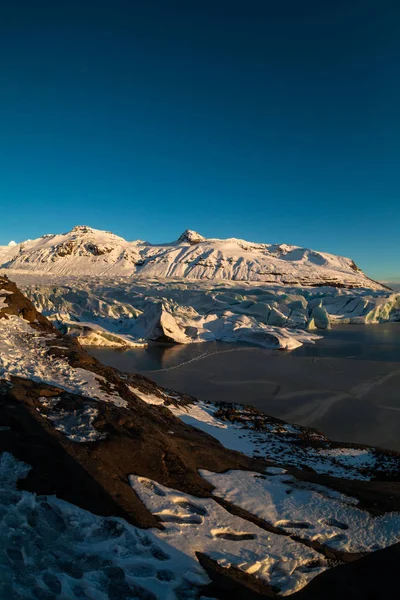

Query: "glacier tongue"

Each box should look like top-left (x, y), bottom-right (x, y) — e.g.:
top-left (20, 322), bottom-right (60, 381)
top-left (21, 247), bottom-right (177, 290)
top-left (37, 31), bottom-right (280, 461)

top-left (9, 275), bottom-right (399, 350)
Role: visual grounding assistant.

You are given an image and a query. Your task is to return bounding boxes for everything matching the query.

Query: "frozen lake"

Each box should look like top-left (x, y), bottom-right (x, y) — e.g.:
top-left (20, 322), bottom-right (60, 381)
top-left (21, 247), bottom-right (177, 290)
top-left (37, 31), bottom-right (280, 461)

top-left (90, 323), bottom-right (400, 451)
top-left (90, 323), bottom-right (400, 370)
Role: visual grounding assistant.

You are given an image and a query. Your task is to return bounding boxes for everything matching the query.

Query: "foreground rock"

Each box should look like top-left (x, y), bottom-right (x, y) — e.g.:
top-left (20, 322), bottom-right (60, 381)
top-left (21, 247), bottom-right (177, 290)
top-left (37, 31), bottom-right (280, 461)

top-left (1, 275), bottom-right (400, 599)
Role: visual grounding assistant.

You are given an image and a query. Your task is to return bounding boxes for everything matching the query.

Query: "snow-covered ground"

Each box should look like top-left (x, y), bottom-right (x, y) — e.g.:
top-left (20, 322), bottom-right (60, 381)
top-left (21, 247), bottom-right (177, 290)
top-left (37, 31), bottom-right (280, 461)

top-left (0, 312), bottom-right (127, 408)
top-left (129, 474), bottom-right (328, 596)
top-left (4, 273), bottom-right (399, 350)
top-left (200, 469), bottom-right (400, 554)
top-left (129, 388), bottom-right (400, 481)
top-left (37, 396), bottom-right (106, 442)
top-left (0, 453), bottom-right (212, 600)
top-left (2, 448), bottom-right (399, 599)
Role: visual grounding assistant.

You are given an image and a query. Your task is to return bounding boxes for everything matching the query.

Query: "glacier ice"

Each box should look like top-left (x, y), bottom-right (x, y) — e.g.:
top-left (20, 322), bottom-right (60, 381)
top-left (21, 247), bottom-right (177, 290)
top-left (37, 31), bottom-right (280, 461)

top-left (4, 274), bottom-right (399, 350)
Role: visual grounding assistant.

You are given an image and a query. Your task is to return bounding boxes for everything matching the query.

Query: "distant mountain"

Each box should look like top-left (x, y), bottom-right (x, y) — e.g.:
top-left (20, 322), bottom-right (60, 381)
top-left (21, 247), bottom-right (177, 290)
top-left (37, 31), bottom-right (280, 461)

top-left (0, 225), bottom-right (385, 289)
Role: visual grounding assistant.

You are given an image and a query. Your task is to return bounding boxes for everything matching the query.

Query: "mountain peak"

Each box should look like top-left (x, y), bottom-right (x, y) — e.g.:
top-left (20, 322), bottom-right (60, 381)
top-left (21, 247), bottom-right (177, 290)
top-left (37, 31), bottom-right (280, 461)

top-left (70, 225), bottom-right (97, 235)
top-left (177, 229), bottom-right (206, 244)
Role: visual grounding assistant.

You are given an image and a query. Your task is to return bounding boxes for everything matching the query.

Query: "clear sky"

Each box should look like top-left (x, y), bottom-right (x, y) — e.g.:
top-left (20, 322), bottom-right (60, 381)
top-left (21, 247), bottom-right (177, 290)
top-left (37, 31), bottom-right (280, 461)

top-left (0, 0), bottom-right (399, 280)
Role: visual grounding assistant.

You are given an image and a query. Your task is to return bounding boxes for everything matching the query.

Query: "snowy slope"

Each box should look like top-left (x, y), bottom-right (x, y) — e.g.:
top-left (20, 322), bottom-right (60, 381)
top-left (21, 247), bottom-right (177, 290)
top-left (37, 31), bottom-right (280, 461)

top-left (0, 225), bottom-right (385, 289)
top-left (0, 226), bottom-right (142, 277)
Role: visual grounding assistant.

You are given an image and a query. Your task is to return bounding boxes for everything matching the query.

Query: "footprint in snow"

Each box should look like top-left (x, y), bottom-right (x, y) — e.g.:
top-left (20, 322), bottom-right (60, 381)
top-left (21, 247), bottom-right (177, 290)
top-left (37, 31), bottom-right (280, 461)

top-left (276, 520), bottom-right (314, 529)
top-left (138, 478), bottom-right (166, 497)
top-left (321, 518), bottom-right (349, 530)
top-left (211, 529), bottom-right (257, 541)
top-left (156, 569), bottom-right (176, 581)
top-left (326, 533), bottom-right (348, 544)
top-left (157, 512), bottom-right (203, 525)
top-left (295, 559), bottom-right (325, 573)
top-left (173, 499), bottom-right (208, 516)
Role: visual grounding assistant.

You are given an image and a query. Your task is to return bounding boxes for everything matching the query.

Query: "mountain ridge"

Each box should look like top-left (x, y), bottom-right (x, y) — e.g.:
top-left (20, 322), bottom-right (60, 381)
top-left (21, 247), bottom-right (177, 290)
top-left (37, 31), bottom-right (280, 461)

top-left (0, 225), bottom-right (386, 289)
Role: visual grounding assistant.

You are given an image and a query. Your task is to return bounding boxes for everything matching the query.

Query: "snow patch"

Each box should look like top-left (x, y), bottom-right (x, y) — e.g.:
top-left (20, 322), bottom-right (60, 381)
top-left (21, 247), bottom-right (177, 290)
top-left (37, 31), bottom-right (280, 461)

top-left (201, 469), bottom-right (400, 554)
top-left (129, 474), bottom-right (327, 595)
top-left (0, 288), bottom-right (13, 309)
top-left (0, 452), bottom-right (210, 599)
top-left (37, 396), bottom-right (105, 442)
top-left (130, 391), bottom-right (397, 480)
top-left (129, 386), bottom-right (165, 406)
top-left (0, 314), bottom-right (127, 407)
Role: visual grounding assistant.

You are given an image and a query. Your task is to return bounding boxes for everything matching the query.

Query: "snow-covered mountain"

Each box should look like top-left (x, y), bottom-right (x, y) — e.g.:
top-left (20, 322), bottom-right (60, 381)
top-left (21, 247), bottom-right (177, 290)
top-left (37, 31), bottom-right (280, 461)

top-left (0, 225), bottom-right (142, 276)
top-left (0, 225), bottom-right (385, 289)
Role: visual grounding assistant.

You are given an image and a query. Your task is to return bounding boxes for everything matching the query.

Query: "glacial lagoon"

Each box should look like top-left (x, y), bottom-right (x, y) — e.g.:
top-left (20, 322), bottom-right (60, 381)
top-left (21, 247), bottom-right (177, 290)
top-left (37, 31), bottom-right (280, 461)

top-left (90, 323), bottom-right (400, 451)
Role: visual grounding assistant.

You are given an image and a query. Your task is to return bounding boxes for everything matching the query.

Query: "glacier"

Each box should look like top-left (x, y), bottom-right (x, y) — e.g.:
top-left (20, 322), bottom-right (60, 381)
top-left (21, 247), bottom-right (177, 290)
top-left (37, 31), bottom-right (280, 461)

top-left (4, 275), bottom-right (398, 350)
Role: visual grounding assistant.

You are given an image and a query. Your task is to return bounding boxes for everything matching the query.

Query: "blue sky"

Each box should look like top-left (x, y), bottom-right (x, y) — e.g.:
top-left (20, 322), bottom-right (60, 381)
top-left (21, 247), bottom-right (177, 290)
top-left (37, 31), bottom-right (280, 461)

top-left (0, 0), bottom-right (399, 280)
